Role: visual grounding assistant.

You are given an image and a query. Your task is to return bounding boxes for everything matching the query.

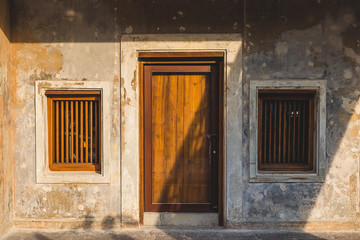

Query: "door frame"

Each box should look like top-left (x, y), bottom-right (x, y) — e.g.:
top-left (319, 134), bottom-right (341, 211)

top-left (138, 52), bottom-right (224, 225)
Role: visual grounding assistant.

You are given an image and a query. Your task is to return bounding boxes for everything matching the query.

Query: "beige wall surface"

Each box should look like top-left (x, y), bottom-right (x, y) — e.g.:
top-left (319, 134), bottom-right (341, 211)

top-left (0, 0), bottom-right (14, 236)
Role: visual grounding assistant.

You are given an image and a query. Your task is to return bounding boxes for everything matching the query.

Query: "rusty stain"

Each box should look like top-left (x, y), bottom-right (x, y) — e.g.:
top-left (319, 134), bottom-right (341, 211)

top-left (37, 82), bottom-right (52, 94)
top-left (131, 70), bottom-right (137, 92)
top-left (348, 174), bottom-right (360, 221)
top-left (120, 107), bottom-right (126, 157)
top-left (114, 75), bottom-right (120, 82)
top-left (13, 43), bottom-right (63, 74)
top-left (120, 84), bottom-right (130, 154)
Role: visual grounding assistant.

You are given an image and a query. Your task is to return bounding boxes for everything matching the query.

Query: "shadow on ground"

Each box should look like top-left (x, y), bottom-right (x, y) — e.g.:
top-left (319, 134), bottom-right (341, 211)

top-left (4, 228), bottom-right (360, 240)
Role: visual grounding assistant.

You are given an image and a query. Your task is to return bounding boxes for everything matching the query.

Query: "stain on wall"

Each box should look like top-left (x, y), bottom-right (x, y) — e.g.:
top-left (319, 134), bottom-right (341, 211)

top-left (0, 0), bottom-right (14, 235)
top-left (242, 0), bottom-right (360, 227)
top-left (9, 1), bottom-right (121, 229)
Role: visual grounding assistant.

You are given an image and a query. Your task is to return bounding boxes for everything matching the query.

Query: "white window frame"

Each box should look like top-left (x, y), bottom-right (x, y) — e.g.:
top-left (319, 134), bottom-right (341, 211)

top-left (35, 80), bottom-right (111, 184)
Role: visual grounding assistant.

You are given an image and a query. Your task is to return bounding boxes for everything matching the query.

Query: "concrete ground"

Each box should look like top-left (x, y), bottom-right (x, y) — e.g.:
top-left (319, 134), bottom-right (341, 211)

top-left (2, 228), bottom-right (360, 240)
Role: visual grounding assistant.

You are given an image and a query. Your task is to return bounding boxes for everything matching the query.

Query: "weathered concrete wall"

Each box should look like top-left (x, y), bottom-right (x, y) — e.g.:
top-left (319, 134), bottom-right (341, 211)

top-left (10, 1), bottom-right (121, 229)
top-left (0, 0), bottom-right (14, 236)
top-left (240, 0), bottom-right (360, 229)
top-left (7, 0), bottom-right (360, 230)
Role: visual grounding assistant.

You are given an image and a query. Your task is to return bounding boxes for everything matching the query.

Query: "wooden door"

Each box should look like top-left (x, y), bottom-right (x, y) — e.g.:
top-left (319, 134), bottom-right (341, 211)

top-left (144, 64), bottom-right (219, 212)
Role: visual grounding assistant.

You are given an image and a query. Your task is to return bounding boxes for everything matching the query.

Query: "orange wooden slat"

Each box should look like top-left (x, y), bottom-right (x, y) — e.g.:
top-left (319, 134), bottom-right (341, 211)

top-left (61, 101), bottom-right (64, 164)
top-left (66, 101), bottom-right (69, 163)
top-left (80, 101), bottom-right (84, 163)
top-left (71, 101), bottom-right (74, 164)
top-left (94, 101), bottom-right (98, 164)
top-left (76, 101), bottom-right (79, 163)
top-left (85, 101), bottom-right (89, 163)
top-left (90, 101), bottom-right (93, 163)
top-left (56, 101), bottom-right (59, 163)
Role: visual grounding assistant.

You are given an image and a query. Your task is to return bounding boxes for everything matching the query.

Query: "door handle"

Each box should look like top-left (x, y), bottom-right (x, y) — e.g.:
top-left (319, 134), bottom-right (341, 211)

top-left (206, 134), bottom-right (218, 209)
top-left (206, 134), bottom-right (217, 161)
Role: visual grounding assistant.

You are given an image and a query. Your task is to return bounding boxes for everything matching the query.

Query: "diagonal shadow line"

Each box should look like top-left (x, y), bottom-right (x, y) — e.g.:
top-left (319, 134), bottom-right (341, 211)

top-left (147, 70), bottom-right (218, 218)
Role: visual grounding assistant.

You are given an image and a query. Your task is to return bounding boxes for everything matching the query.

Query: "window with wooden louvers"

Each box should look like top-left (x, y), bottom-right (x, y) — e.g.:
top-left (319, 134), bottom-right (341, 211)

top-left (257, 90), bottom-right (315, 171)
top-left (46, 90), bottom-right (101, 171)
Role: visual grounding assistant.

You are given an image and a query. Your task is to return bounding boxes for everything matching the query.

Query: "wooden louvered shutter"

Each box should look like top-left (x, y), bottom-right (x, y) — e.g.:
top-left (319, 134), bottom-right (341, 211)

top-left (257, 90), bottom-right (315, 171)
top-left (46, 90), bottom-right (101, 171)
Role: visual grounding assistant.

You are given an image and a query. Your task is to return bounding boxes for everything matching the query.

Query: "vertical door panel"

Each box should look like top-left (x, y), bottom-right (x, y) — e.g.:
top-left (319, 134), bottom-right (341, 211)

top-left (145, 65), bottom-right (218, 212)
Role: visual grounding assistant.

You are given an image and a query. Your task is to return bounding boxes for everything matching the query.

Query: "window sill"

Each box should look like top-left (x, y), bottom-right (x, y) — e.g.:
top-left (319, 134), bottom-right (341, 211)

top-left (36, 170), bottom-right (109, 184)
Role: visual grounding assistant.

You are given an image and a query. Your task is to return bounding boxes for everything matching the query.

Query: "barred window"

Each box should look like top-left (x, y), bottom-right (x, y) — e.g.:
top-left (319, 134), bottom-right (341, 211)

top-left (257, 90), bottom-right (315, 171)
top-left (46, 90), bottom-right (101, 171)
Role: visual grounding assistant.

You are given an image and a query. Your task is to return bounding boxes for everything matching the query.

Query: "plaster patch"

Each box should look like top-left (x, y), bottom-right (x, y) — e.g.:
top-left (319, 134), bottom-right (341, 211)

top-left (342, 97), bottom-right (356, 114)
top-left (344, 68), bottom-right (353, 79)
top-left (275, 42), bottom-right (288, 55)
top-left (125, 26), bottom-right (133, 34)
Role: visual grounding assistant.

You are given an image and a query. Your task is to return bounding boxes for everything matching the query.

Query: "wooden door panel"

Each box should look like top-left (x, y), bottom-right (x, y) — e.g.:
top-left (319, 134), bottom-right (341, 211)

top-left (145, 65), bottom-right (218, 212)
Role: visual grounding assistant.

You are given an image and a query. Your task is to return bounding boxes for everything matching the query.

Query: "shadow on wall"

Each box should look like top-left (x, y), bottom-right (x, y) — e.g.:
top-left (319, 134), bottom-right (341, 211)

top-left (241, 0), bottom-right (360, 227)
top-left (10, 0), bottom-right (244, 43)
top-left (0, 0), bottom-right (10, 39)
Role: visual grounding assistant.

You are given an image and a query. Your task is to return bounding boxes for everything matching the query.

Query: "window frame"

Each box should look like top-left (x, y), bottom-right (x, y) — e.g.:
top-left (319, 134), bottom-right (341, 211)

top-left (257, 89), bottom-right (315, 172)
top-left (46, 90), bottom-right (102, 172)
top-left (249, 80), bottom-right (326, 183)
top-left (35, 80), bottom-right (111, 184)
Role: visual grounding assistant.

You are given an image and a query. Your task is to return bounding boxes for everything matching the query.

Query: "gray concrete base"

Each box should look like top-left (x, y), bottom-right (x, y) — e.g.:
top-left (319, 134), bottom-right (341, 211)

top-left (3, 228), bottom-right (360, 240)
top-left (143, 213), bottom-right (218, 226)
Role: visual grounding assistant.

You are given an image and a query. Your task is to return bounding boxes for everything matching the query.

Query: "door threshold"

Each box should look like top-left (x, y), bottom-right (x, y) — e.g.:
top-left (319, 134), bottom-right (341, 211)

top-left (143, 212), bottom-right (218, 227)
